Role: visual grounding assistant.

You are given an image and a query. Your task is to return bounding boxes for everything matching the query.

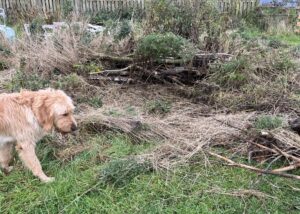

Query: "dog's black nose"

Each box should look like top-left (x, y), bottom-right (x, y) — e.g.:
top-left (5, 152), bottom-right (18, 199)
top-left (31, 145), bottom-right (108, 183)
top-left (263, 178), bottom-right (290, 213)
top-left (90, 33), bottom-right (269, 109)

top-left (71, 123), bottom-right (77, 131)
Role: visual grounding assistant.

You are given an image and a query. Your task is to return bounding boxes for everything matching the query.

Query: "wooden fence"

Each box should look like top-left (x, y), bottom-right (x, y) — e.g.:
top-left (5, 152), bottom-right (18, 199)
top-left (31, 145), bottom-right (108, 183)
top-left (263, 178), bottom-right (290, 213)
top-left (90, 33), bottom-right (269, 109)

top-left (0, 0), bottom-right (258, 15)
top-left (219, 0), bottom-right (259, 15)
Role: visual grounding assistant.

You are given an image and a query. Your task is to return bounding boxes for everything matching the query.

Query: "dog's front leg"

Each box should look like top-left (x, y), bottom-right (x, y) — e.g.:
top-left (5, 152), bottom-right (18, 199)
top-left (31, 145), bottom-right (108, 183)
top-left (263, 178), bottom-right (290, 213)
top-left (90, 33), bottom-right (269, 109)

top-left (16, 143), bottom-right (55, 183)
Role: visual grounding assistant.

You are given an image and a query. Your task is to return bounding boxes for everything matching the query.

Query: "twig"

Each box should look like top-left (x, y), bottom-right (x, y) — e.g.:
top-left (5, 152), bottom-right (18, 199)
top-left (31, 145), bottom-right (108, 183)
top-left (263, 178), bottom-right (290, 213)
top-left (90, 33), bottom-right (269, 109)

top-left (89, 65), bottom-right (134, 75)
top-left (251, 142), bottom-right (278, 154)
top-left (208, 151), bottom-right (300, 180)
top-left (272, 163), bottom-right (300, 173)
top-left (272, 144), bottom-right (300, 163)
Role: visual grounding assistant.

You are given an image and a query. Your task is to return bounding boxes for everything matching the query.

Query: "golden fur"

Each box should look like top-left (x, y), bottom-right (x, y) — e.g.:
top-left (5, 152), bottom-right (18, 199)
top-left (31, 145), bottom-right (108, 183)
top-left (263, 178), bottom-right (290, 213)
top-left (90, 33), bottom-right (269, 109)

top-left (0, 88), bottom-right (77, 182)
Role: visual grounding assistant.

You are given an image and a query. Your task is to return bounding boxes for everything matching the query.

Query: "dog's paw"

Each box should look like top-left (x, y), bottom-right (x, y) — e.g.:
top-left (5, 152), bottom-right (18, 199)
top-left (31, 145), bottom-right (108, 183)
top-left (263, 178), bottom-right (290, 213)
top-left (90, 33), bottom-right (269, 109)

top-left (3, 166), bottom-right (13, 175)
top-left (6, 166), bottom-right (13, 173)
top-left (41, 177), bottom-right (55, 183)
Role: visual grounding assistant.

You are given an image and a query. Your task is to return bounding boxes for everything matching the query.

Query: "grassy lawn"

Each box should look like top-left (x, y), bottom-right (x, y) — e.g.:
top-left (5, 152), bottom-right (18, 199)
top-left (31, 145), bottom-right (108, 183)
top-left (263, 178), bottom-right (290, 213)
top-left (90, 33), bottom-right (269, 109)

top-left (239, 26), bottom-right (300, 47)
top-left (1, 134), bottom-right (300, 214)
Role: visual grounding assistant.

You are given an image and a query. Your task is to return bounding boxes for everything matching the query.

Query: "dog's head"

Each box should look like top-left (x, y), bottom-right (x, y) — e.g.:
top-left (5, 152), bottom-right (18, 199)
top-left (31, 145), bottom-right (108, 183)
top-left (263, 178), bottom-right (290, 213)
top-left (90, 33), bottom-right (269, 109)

top-left (51, 91), bottom-right (77, 134)
top-left (28, 88), bottom-right (77, 134)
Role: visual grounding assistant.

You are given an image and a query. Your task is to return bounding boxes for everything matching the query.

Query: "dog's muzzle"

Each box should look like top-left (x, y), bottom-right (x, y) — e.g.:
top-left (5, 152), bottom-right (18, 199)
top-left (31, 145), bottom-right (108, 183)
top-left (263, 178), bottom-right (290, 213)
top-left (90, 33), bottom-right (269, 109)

top-left (71, 123), bottom-right (78, 132)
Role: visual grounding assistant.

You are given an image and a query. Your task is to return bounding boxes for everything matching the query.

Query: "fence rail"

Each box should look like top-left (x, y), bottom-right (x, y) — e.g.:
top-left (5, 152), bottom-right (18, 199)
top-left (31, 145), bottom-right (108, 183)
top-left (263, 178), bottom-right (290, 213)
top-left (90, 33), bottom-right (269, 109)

top-left (0, 0), bottom-right (258, 15)
top-left (219, 0), bottom-right (259, 15)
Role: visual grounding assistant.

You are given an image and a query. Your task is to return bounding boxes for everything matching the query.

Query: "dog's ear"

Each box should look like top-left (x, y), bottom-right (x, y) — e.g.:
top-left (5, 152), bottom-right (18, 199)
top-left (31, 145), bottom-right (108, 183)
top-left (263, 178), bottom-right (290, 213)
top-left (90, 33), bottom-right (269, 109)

top-left (37, 104), bottom-right (54, 132)
top-left (32, 95), bottom-right (55, 132)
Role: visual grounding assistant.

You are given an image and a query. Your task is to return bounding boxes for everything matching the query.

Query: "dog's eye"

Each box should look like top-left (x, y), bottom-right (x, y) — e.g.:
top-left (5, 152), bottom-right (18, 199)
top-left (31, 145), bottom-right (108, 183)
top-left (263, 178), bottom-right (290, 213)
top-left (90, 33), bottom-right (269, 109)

top-left (62, 113), bottom-right (69, 117)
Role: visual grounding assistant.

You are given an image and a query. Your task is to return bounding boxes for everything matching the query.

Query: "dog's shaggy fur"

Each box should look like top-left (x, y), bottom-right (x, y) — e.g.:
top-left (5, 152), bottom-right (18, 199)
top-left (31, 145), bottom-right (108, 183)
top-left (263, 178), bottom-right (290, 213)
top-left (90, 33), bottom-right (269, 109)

top-left (0, 88), bottom-right (77, 182)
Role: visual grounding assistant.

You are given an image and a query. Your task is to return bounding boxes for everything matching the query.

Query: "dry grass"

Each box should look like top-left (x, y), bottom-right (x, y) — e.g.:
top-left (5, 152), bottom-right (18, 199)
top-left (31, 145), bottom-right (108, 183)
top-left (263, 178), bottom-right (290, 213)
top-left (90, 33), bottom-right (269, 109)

top-left (142, 111), bottom-right (254, 169)
top-left (75, 83), bottom-right (255, 170)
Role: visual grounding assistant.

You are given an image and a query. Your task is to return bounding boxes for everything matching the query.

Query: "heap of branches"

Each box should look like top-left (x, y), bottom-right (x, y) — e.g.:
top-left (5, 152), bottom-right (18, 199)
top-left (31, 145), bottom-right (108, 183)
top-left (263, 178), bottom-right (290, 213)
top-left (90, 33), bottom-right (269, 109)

top-left (88, 52), bottom-right (233, 85)
top-left (209, 119), bottom-right (300, 180)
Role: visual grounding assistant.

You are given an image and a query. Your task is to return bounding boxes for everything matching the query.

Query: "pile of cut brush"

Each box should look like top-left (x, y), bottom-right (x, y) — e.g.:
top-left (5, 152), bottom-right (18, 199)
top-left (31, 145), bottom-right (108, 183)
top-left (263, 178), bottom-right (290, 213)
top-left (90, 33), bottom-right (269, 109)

top-left (88, 52), bottom-right (233, 85)
top-left (75, 105), bottom-right (300, 180)
top-left (209, 117), bottom-right (300, 180)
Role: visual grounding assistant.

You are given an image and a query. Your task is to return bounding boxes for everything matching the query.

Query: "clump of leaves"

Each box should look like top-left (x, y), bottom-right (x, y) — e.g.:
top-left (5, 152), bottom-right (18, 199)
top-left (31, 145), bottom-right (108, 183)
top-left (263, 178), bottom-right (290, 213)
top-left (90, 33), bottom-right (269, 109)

top-left (145, 99), bottom-right (171, 115)
top-left (254, 115), bottom-right (283, 130)
top-left (135, 32), bottom-right (195, 62)
top-left (99, 158), bottom-right (152, 187)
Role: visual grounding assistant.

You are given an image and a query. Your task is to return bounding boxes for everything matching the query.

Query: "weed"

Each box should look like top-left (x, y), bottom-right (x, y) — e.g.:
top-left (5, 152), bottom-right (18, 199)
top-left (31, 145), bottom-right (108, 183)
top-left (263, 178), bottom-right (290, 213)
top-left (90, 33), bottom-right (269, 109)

top-left (267, 38), bottom-right (285, 49)
top-left (145, 99), bottom-right (171, 115)
top-left (273, 54), bottom-right (295, 71)
top-left (29, 16), bottom-right (45, 35)
top-left (78, 96), bottom-right (103, 108)
top-left (209, 57), bottom-right (248, 88)
top-left (99, 158), bottom-right (152, 187)
top-left (254, 115), bottom-right (283, 130)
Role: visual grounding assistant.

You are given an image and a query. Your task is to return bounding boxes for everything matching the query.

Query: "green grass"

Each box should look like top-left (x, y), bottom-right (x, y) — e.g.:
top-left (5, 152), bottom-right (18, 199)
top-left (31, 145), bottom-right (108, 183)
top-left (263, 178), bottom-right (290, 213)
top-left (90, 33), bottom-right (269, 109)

top-left (1, 134), bottom-right (300, 213)
top-left (270, 34), bottom-right (300, 47)
top-left (238, 26), bottom-right (300, 47)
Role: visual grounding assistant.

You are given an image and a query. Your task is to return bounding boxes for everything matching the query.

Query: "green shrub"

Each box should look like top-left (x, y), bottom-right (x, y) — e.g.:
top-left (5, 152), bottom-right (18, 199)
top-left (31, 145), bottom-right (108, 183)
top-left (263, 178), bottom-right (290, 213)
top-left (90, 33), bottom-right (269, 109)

top-left (62, 0), bottom-right (74, 18)
top-left (54, 73), bottom-right (83, 90)
top-left (145, 0), bottom-right (220, 43)
top-left (254, 115), bottom-right (283, 130)
top-left (7, 71), bottom-right (50, 91)
top-left (135, 32), bottom-right (195, 62)
top-left (99, 158), bottom-right (152, 187)
top-left (115, 20), bottom-right (131, 41)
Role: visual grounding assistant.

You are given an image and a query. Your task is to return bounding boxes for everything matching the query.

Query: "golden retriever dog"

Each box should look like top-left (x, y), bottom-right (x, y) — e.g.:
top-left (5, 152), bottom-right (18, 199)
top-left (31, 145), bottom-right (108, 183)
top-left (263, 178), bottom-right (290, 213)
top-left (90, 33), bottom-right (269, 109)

top-left (0, 88), bottom-right (77, 183)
